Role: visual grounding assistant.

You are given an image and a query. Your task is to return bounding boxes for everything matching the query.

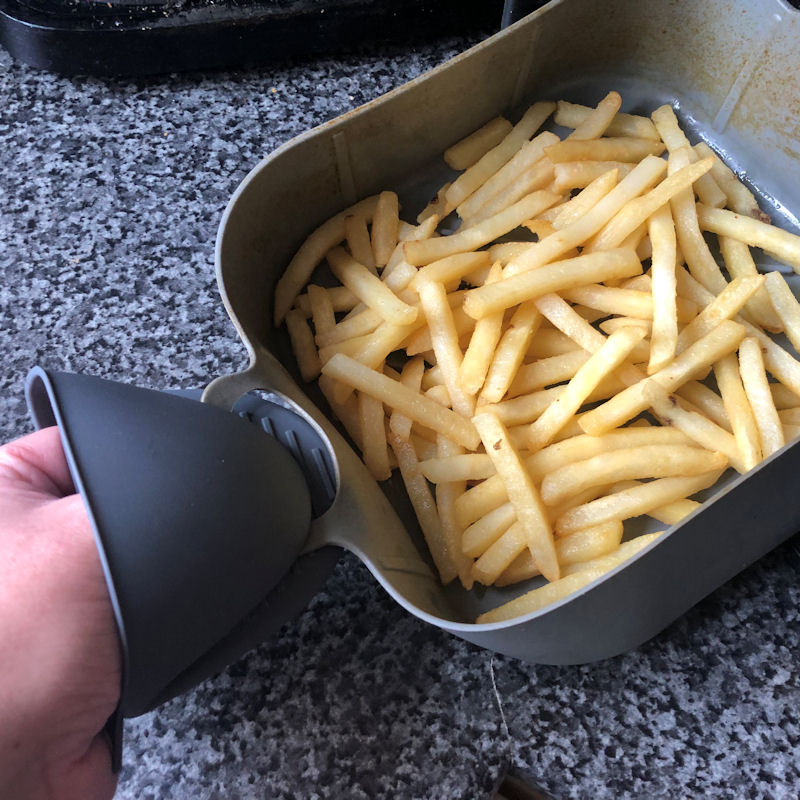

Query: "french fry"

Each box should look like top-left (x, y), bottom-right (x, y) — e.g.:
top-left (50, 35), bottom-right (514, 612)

top-left (649, 104), bottom-right (726, 207)
top-left (545, 137), bottom-right (664, 163)
top-left (564, 91), bottom-right (622, 140)
top-left (436, 435), bottom-right (474, 590)
top-left (646, 204), bottom-right (678, 373)
top-left (344, 213), bottom-right (377, 272)
top-left (417, 280), bottom-right (475, 418)
top-left (371, 190), bottom-right (400, 267)
top-left (444, 101), bottom-right (556, 213)
top-left (410, 251), bottom-right (490, 290)
top-left (307, 283), bottom-right (337, 343)
top-left (274, 194), bottom-right (380, 324)
top-left (322, 354), bottom-right (480, 450)
top-left (479, 301), bottom-right (541, 404)
top-left (643, 382), bottom-right (746, 473)
top-left (764, 271), bottom-right (800, 351)
top-left (552, 161), bottom-right (633, 193)
top-left (693, 141), bottom-right (768, 221)
top-left (555, 471), bottom-right (722, 537)
top-left (457, 131), bottom-right (559, 222)
top-left (389, 356), bottom-right (426, 441)
top-left (295, 285), bottom-right (358, 317)
top-left (738, 337), bottom-right (785, 457)
top-left (709, 354), bottom-right (762, 472)
top-left (359, 391), bottom-right (391, 481)
top-left (466, 160), bottom-right (556, 225)
top-left (472, 409), bottom-right (559, 581)
top-left (527, 326), bottom-right (646, 451)
top-left (507, 349), bottom-right (591, 397)
top-left (285, 309), bottom-right (321, 382)
top-left (584, 157), bottom-right (713, 252)
top-left (541, 168), bottom-right (619, 228)
top-left (668, 148), bottom-right (728, 294)
top-left (675, 275), bottom-right (765, 353)
top-left (388, 432), bottom-right (457, 584)
top-left (444, 116), bottom-right (513, 171)
top-left (554, 100), bottom-right (659, 140)
top-left (495, 520), bottom-right (625, 586)
top-left (477, 534), bottom-right (663, 623)
top-left (504, 155), bottom-right (666, 276)
top-left (420, 453), bottom-right (496, 484)
top-left (454, 426), bottom-right (696, 528)
top-left (404, 189), bottom-right (561, 266)
top-left (417, 185), bottom-right (450, 224)
top-left (458, 262), bottom-right (505, 396)
top-left (718, 237), bottom-right (780, 332)
top-left (579, 320), bottom-right (747, 435)
top-left (561, 284), bottom-right (698, 322)
top-left (696, 204), bottom-right (800, 272)
top-left (327, 246), bottom-right (418, 325)
top-left (541, 444), bottom-right (727, 507)
top-left (464, 248), bottom-right (643, 319)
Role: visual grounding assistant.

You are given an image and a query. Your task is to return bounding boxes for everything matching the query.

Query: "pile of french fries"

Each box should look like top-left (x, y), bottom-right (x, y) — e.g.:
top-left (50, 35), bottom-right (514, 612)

top-left (272, 91), bottom-right (800, 624)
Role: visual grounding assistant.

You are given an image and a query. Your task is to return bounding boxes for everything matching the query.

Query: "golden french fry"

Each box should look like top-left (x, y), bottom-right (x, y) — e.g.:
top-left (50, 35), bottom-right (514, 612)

top-left (738, 337), bottom-right (785, 457)
top-left (764, 271), bottom-right (800, 351)
top-left (285, 309), bottom-right (321, 382)
top-left (371, 190), bottom-right (400, 267)
top-left (327, 246), bottom-right (417, 325)
top-left (436, 435), bottom-right (474, 590)
top-left (564, 91), bottom-right (622, 140)
top-left (676, 276), bottom-right (765, 353)
top-left (410, 251), bottom-right (490, 290)
top-left (477, 533), bottom-right (663, 622)
top-left (646, 204), bottom-right (678, 373)
top-left (555, 100), bottom-right (659, 139)
top-left (322, 354), bottom-right (480, 449)
top-left (454, 425), bottom-right (695, 528)
top-left (404, 189), bottom-right (560, 266)
top-left (444, 101), bottom-right (556, 213)
top-left (444, 116), bottom-right (513, 171)
top-left (718, 237), bottom-right (780, 332)
top-left (458, 262), bottom-right (505, 396)
top-left (545, 137), bottom-right (665, 163)
top-left (696, 204), bottom-right (800, 272)
top-left (527, 326), bottom-right (646, 451)
top-left (388, 356), bottom-right (426, 441)
top-left (714, 353), bottom-right (762, 471)
top-left (579, 320), bottom-right (747, 435)
top-left (505, 155), bottom-right (666, 276)
top-left (507, 349), bottom-right (591, 397)
top-left (472, 409), bottom-right (559, 581)
top-left (295, 285), bottom-right (358, 317)
top-left (417, 280), bottom-right (475, 418)
top-left (561, 283), bottom-right (698, 322)
top-left (552, 161), bottom-right (633, 193)
top-left (344, 213), bottom-right (377, 272)
top-left (496, 520), bottom-right (624, 586)
top-left (274, 194), bottom-right (380, 324)
top-left (693, 141), bottom-right (768, 221)
top-left (643, 382), bottom-right (746, 473)
top-left (541, 168), bottom-right (619, 228)
top-left (667, 149), bottom-right (728, 295)
top-left (464, 248), bottom-right (643, 319)
top-left (555, 471), bottom-right (722, 537)
top-left (388, 432), bottom-right (457, 584)
top-left (467, 160), bottom-right (556, 225)
top-left (417, 184), bottom-right (450, 224)
top-left (307, 283), bottom-right (337, 343)
top-left (420, 453), bottom-right (496, 484)
top-left (585, 158), bottom-right (713, 253)
top-left (479, 301), bottom-right (541, 404)
top-left (457, 131), bottom-right (559, 222)
top-left (541, 444), bottom-right (727, 507)
top-left (358, 391), bottom-right (391, 481)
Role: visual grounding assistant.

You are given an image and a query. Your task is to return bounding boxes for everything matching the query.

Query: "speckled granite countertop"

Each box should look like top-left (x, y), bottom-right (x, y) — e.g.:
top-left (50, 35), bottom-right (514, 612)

top-left (1, 28), bottom-right (799, 800)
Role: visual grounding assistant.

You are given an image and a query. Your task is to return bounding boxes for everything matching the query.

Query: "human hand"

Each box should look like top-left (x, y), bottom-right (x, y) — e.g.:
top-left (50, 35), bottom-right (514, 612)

top-left (0, 426), bottom-right (121, 800)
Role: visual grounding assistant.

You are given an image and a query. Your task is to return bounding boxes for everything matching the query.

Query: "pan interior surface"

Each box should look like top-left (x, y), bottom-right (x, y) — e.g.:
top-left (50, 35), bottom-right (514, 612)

top-left (215, 0), bottom-right (800, 648)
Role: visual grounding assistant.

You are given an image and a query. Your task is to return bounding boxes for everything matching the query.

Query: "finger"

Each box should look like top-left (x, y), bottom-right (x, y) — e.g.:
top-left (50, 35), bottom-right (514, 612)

top-left (0, 427), bottom-right (75, 497)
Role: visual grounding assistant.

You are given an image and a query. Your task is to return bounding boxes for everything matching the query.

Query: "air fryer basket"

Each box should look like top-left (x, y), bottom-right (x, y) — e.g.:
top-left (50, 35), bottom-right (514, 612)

top-left (207, 0), bottom-right (800, 663)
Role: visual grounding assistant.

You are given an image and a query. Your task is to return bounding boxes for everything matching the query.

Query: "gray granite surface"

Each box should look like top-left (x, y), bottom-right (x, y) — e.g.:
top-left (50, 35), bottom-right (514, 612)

top-left (1, 27), bottom-right (799, 800)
